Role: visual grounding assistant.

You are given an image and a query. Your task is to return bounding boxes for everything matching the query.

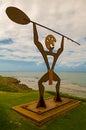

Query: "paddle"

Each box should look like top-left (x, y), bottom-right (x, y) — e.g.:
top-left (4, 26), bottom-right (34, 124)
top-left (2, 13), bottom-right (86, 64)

top-left (6, 6), bottom-right (80, 45)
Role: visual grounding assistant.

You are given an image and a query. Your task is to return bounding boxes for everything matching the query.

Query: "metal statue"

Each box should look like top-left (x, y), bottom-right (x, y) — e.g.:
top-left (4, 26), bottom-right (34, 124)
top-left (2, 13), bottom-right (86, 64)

top-left (33, 23), bottom-right (64, 108)
top-left (6, 6), bottom-right (80, 108)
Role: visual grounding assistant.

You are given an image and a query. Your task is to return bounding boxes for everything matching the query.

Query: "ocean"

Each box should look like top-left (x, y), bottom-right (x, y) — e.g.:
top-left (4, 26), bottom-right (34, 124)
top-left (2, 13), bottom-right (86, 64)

top-left (0, 71), bottom-right (86, 87)
top-left (0, 71), bottom-right (86, 98)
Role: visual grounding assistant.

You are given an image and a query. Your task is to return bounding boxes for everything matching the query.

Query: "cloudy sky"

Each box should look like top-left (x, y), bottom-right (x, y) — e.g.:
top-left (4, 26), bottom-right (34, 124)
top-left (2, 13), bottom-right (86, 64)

top-left (0, 0), bottom-right (86, 72)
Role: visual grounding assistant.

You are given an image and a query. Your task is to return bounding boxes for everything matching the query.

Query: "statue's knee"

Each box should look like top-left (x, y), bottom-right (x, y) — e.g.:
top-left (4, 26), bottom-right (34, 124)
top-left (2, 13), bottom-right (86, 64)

top-left (38, 80), bottom-right (43, 87)
top-left (38, 80), bottom-right (41, 86)
top-left (59, 78), bottom-right (61, 82)
top-left (58, 77), bottom-right (61, 84)
top-left (38, 80), bottom-right (44, 91)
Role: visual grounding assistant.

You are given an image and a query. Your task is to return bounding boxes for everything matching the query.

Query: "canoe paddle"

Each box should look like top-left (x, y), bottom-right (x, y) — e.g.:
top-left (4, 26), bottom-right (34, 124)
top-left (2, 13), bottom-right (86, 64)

top-left (6, 6), bottom-right (80, 45)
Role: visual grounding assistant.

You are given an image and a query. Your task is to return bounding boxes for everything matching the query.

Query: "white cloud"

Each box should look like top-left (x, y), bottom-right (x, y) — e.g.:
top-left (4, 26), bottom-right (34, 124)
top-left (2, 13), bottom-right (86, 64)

top-left (0, 0), bottom-right (86, 70)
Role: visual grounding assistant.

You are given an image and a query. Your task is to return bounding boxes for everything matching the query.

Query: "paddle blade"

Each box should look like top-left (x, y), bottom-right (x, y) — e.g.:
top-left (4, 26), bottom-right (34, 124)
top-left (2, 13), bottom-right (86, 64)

top-left (6, 6), bottom-right (30, 25)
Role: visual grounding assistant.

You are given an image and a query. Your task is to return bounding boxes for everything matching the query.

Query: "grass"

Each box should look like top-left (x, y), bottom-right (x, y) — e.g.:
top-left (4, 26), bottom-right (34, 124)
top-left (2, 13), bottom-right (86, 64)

top-left (0, 76), bottom-right (86, 130)
top-left (0, 90), bottom-right (86, 130)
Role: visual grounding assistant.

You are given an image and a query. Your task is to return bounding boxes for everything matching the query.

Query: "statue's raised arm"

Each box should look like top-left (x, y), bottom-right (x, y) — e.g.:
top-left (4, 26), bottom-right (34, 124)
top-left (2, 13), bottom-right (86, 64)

top-left (33, 23), bottom-right (50, 70)
top-left (56, 36), bottom-right (64, 55)
top-left (51, 36), bottom-right (64, 70)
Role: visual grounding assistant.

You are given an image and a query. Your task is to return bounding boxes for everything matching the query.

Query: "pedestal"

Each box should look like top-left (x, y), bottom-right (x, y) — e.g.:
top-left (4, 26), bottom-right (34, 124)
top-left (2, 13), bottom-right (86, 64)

top-left (12, 97), bottom-right (81, 126)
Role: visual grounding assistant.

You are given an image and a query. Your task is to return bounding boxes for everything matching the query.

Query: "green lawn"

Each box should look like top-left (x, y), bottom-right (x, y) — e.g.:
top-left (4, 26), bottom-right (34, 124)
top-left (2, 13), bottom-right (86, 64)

top-left (0, 90), bottom-right (86, 130)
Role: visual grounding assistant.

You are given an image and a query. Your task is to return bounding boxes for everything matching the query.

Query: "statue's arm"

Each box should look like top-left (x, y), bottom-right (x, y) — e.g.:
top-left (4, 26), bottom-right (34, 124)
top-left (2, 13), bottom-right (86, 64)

top-left (51, 36), bottom-right (64, 70)
top-left (33, 23), bottom-right (43, 50)
top-left (56, 36), bottom-right (64, 55)
top-left (33, 23), bottom-right (50, 70)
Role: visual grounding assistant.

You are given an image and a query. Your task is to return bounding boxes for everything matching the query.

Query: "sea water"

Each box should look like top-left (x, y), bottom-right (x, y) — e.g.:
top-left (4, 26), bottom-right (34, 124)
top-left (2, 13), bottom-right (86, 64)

top-left (0, 71), bottom-right (86, 98)
top-left (0, 71), bottom-right (86, 87)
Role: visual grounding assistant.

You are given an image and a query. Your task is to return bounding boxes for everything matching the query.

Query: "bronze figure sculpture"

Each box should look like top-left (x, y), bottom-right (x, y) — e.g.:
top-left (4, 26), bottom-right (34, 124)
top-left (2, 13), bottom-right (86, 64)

top-left (33, 23), bottom-right (64, 108)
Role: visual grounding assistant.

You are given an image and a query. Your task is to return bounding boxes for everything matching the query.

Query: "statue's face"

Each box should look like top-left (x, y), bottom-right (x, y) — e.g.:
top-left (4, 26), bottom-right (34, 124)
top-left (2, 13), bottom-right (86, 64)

top-left (45, 34), bottom-right (56, 51)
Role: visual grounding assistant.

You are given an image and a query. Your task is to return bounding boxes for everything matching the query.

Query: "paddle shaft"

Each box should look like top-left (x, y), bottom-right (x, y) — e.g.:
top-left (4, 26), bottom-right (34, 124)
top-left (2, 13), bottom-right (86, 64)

top-left (30, 20), bottom-right (80, 46)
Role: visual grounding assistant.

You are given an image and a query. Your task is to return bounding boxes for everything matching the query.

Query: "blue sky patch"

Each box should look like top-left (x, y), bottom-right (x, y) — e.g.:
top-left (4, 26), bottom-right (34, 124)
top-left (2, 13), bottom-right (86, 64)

top-left (83, 37), bottom-right (86, 41)
top-left (0, 38), bottom-right (13, 44)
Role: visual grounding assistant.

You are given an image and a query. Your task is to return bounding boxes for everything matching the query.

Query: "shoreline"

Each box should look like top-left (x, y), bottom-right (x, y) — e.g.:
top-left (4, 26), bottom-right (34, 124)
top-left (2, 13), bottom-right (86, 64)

top-left (18, 77), bottom-right (86, 98)
top-left (0, 71), bottom-right (86, 98)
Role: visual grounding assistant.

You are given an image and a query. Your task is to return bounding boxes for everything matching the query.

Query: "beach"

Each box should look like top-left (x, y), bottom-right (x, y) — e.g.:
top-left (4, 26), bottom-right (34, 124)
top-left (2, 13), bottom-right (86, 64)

top-left (18, 77), bottom-right (86, 98)
top-left (0, 71), bottom-right (86, 98)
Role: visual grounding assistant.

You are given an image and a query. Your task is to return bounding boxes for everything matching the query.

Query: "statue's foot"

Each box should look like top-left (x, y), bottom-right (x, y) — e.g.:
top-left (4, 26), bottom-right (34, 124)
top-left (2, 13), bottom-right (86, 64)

top-left (54, 95), bottom-right (62, 102)
top-left (36, 98), bottom-right (46, 108)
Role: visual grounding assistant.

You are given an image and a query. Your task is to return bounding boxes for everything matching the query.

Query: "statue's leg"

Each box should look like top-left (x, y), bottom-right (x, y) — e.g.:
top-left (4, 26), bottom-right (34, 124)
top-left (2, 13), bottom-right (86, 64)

top-left (36, 72), bottom-right (49, 108)
top-left (53, 72), bottom-right (62, 102)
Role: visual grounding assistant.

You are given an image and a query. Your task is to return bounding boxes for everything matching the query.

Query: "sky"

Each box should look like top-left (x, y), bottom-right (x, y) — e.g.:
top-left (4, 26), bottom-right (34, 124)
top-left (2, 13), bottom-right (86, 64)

top-left (0, 0), bottom-right (86, 72)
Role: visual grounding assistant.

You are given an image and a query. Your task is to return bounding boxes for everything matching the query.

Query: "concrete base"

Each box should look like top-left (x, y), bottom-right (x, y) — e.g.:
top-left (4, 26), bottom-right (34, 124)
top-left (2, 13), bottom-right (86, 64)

top-left (12, 97), bottom-right (81, 126)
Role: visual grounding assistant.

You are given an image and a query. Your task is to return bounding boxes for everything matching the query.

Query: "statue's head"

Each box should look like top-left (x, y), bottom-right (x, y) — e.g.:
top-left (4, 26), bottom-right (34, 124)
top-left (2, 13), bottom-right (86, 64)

top-left (45, 34), bottom-right (56, 51)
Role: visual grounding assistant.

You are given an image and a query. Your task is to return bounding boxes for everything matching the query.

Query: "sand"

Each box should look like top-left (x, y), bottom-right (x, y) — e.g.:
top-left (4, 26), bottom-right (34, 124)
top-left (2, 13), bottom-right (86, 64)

top-left (18, 77), bottom-right (86, 98)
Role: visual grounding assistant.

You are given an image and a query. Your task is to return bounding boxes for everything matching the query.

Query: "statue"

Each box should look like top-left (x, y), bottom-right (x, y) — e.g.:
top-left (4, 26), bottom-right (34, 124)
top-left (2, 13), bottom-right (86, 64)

top-left (6, 6), bottom-right (80, 109)
top-left (33, 23), bottom-right (64, 108)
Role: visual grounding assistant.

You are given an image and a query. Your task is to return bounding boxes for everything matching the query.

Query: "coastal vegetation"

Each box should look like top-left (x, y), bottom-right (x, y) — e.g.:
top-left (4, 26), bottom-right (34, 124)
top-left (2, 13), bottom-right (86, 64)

top-left (0, 76), bottom-right (86, 130)
top-left (0, 76), bottom-right (30, 92)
